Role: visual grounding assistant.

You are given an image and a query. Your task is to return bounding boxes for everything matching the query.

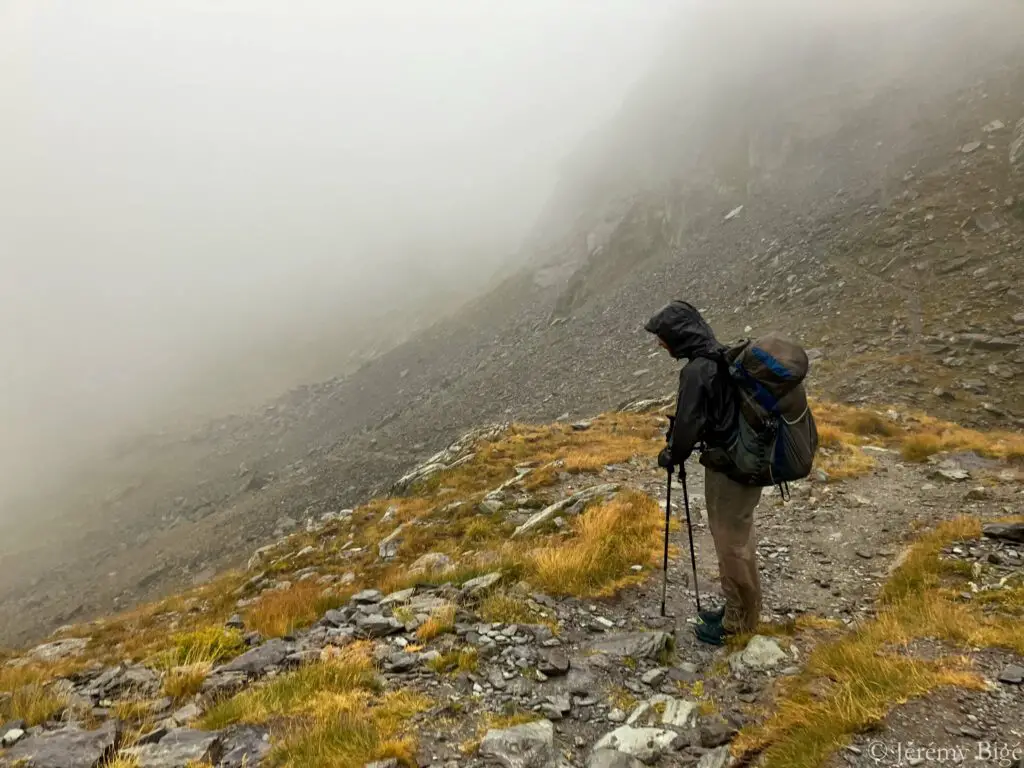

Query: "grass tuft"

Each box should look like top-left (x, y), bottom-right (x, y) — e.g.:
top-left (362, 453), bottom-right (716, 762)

top-left (529, 490), bottom-right (661, 597)
top-left (163, 662), bottom-right (212, 702)
top-left (426, 648), bottom-right (478, 675)
top-left (245, 582), bottom-right (350, 638)
top-left (199, 643), bottom-right (378, 730)
top-left (415, 604), bottom-right (456, 642)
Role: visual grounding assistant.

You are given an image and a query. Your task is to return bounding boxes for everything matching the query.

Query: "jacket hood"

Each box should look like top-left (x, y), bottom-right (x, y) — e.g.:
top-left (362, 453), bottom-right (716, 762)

top-left (644, 300), bottom-right (725, 360)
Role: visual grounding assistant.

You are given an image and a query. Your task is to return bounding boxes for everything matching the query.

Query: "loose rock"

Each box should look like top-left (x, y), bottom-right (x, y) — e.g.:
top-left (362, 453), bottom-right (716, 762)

top-left (478, 720), bottom-right (555, 768)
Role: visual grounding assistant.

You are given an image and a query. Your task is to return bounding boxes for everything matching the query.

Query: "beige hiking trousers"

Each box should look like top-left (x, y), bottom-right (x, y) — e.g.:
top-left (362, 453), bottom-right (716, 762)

top-left (704, 467), bottom-right (763, 632)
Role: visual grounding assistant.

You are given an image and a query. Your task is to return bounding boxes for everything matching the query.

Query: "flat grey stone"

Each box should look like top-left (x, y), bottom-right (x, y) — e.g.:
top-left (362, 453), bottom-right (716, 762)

top-left (461, 572), bottom-right (503, 596)
top-left (352, 589), bottom-right (383, 604)
top-left (984, 523), bottom-right (1024, 544)
top-left (218, 638), bottom-right (289, 676)
top-left (218, 725), bottom-right (271, 768)
top-left (123, 728), bottom-right (222, 767)
top-left (0, 722), bottom-right (118, 768)
top-left (997, 664), bottom-right (1024, 685)
top-left (479, 720), bottom-right (555, 768)
top-left (25, 637), bottom-right (90, 663)
top-left (356, 614), bottom-right (403, 637)
top-left (587, 632), bottom-right (673, 661)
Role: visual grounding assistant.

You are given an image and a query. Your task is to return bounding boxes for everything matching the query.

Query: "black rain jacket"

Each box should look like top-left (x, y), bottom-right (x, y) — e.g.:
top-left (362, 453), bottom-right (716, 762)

top-left (644, 301), bottom-right (739, 468)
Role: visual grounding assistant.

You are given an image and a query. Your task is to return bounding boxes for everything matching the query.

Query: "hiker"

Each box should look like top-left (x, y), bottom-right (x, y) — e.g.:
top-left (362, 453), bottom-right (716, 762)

top-left (645, 300), bottom-right (761, 645)
top-left (646, 300), bottom-right (818, 645)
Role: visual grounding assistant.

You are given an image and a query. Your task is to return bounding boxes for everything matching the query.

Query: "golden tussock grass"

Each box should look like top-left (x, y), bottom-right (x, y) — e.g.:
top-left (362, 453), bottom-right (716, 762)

top-left (0, 680), bottom-right (68, 726)
top-left (266, 689), bottom-right (430, 768)
top-left (528, 490), bottom-right (662, 597)
top-left (245, 581), bottom-right (350, 638)
top-left (811, 400), bottom-right (1024, 466)
top-left (733, 516), bottom-right (1024, 768)
top-left (199, 643), bottom-right (378, 730)
top-left (478, 593), bottom-right (544, 625)
top-left (426, 648), bottom-right (478, 675)
top-left (415, 604), bottom-right (456, 642)
top-left (162, 662), bottom-right (213, 702)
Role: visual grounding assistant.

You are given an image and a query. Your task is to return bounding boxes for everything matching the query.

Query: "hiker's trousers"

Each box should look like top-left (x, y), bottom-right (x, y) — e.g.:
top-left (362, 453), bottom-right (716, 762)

top-left (704, 467), bottom-right (762, 632)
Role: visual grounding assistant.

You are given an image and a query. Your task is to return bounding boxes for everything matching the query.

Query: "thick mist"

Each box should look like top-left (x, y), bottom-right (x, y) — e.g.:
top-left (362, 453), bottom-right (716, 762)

top-left (0, 1), bottom-right (682, 509)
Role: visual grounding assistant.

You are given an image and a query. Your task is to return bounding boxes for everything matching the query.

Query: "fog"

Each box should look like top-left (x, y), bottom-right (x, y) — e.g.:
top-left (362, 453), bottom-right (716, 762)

top-left (0, 1), bottom-right (684, 507)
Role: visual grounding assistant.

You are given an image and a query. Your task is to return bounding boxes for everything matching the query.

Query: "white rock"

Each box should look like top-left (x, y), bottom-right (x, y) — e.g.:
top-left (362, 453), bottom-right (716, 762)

top-left (593, 726), bottom-right (677, 764)
top-left (729, 635), bottom-right (787, 673)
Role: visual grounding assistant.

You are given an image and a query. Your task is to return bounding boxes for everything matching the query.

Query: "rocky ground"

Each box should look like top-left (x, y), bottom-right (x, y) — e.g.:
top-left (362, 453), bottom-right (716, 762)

top-left (2, 406), bottom-right (1021, 767)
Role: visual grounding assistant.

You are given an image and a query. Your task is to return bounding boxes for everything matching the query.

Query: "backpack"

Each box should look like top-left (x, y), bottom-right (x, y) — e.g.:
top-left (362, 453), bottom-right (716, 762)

top-left (708, 333), bottom-right (819, 491)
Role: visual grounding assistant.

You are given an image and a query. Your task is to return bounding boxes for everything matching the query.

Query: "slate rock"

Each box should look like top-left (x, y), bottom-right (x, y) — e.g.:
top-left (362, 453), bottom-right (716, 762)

top-left (983, 523), bottom-right (1024, 544)
top-left (587, 632), bottom-right (673, 661)
top-left (593, 726), bottom-right (676, 764)
top-left (479, 720), bottom-right (555, 768)
top-left (697, 745), bottom-right (733, 768)
top-left (356, 614), bottom-right (403, 638)
top-left (321, 608), bottom-right (352, 627)
top-left (461, 572), bottom-right (503, 596)
top-left (219, 638), bottom-right (290, 675)
top-left (218, 725), bottom-right (271, 768)
top-left (25, 637), bottom-right (91, 664)
top-left (200, 671), bottom-right (248, 698)
top-left (352, 589), bottom-right (384, 604)
top-left (701, 719), bottom-right (738, 748)
top-left (538, 649), bottom-right (571, 677)
top-left (124, 728), bottom-right (222, 767)
top-left (729, 636), bottom-right (787, 673)
top-left (409, 552), bottom-right (452, 575)
top-left (587, 749), bottom-right (647, 768)
top-left (365, 760), bottom-right (399, 768)
top-left (386, 652), bottom-right (419, 673)
top-left (225, 614), bottom-right (245, 630)
top-left (997, 664), bottom-right (1024, 685)
top-left (170, 702), bottom-right (202, 726)
top-left (0, 721), bottom-right (119, 768)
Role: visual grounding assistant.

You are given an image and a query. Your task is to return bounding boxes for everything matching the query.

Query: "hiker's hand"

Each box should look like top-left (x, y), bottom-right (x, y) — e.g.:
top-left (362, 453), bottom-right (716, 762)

top-left (657, 447), bottom-right (676, 470)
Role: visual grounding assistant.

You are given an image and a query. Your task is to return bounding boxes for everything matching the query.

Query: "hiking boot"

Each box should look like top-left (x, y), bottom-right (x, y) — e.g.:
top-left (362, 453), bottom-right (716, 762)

top-left (694, 617), bottom-right (734, 646)
top-left (698, 605), bottom-right (725, 625)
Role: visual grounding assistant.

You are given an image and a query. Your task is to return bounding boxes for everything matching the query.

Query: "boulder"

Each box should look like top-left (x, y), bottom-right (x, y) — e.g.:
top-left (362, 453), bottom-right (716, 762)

top-left (997, 664), bottom-right (1024, 685)
top-left (218, 725), bottom-right (271, 768)
top-left (983, 523), bottom-right (1024, 544)
top-left (479, 720), bottom-right (555, 768)
top-left (218, 638), bottom-right (290, 676)
top-left (355, 614), bottom-right (403, 638)
top-left (537, 649), bottom-right (570, 677)
top-left (593, 726), bottom-right (676, 764)
top-left (729, 636), bottom-right (787, 673)
top-left (352, 589), bottom-right (383, 605)
top-left (123, 728), bottom-right (222, 767)
top-left (461, 572), bottom-right (503, 596)
top-left (409, 552), bottom-right (452, 576)
top-left (0, 722), bottom-right (119, 768)
top-left (25, 637), bottom-right (90, 664)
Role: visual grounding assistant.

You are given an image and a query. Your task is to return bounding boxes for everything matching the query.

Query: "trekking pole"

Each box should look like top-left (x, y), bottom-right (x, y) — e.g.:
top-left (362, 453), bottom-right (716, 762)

top-left (660, 466), bottom-right (673, 617)
top-left (680, 466), bottom-right (702, 615)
